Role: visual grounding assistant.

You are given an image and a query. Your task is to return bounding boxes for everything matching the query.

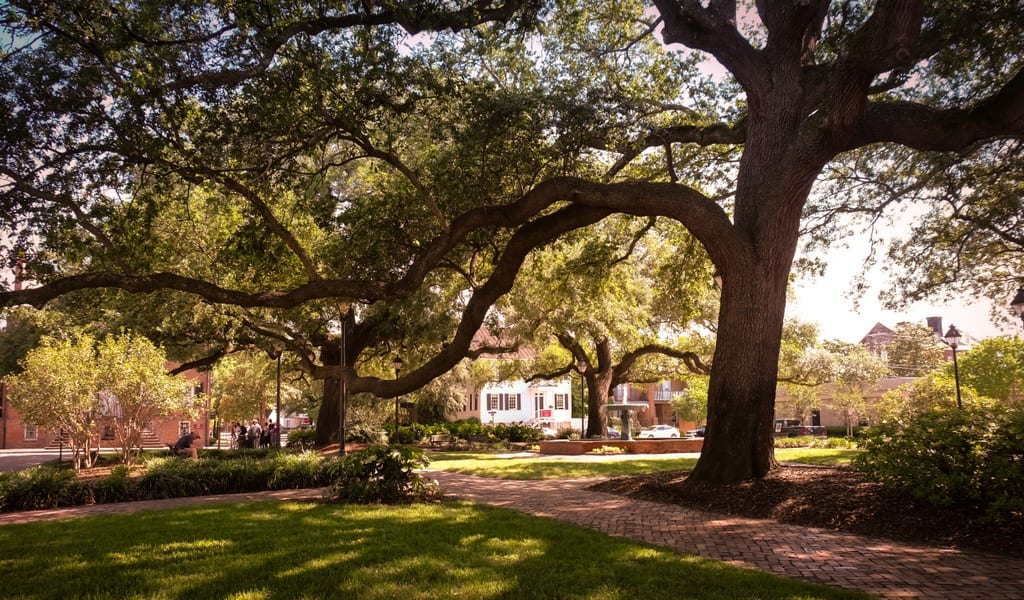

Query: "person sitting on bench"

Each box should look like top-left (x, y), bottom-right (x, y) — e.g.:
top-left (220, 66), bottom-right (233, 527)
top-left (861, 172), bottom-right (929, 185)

top-left (173, 431), bottom-right (201, 459)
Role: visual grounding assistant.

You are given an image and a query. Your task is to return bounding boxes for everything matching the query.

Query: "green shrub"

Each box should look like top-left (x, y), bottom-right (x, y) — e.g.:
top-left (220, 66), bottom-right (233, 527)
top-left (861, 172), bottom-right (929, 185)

top-left (492, 423), bottom-right (544, 443)
top-left (135, 458), bottom-right (208, 499)
top-left (0, 466), bottom-right (83, 511)
top-left (854, 405), bottom-right (1024, 520)
top-left (285, 428), bottom-right (317, 450)
top-left (325, 445), bottom-right (439, 504)
top-left (93, 465), bottom-right (136, 503)
top-left (448, 421), bottom-right (489, 440)
top-left (347, 424), bottom-right (386, 444)
top-left (0, 451), bottom-right (340, 512)
top-left (267, 452), bottom-right (329, 489)
top-left (392, 423), bottom-right (429, 445)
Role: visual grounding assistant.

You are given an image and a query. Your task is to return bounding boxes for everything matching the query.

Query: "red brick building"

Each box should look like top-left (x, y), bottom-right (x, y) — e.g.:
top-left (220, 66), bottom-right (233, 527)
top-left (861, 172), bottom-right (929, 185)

top-left (0, 369), bottom-right (212, 450)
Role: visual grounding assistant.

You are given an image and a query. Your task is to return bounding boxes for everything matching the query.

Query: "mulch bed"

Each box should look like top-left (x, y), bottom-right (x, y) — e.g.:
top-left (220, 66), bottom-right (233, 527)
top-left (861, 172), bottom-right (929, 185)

top-left (587, 465), bottom-right (1024, 558)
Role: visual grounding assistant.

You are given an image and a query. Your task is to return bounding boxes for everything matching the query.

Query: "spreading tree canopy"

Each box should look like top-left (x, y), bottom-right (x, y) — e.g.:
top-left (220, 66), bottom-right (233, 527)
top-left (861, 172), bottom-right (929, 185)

top-left (2, 1), bottom-right (1023, 482)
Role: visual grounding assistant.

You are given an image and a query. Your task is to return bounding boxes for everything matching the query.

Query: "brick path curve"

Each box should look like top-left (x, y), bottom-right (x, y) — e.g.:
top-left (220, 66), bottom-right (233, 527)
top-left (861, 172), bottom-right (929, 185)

top-left (426, 470), bottom-right (1024, 600)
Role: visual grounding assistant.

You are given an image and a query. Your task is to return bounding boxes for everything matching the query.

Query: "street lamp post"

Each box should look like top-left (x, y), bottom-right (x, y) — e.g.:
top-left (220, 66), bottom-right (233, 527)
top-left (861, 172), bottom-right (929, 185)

top-left (267, 347), bottom-right (283, 449)
top-left (275, 351), bottom-right (282, 449)
top-left (1011, 287), bottom-right (1024, 333)
top-left (944, 325), bottom-right (963, 410)
top-left (392, 356), bottom-right (403, 444)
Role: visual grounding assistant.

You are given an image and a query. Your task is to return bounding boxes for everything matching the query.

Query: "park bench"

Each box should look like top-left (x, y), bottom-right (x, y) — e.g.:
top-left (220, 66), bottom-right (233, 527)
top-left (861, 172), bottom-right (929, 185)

top-left (428, 434), bottom-right (458, 449)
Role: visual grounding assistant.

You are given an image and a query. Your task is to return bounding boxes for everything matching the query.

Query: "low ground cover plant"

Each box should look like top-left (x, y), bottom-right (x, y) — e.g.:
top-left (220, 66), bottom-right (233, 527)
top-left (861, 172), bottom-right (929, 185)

top-left (325, 445), bottom-right (438, 504)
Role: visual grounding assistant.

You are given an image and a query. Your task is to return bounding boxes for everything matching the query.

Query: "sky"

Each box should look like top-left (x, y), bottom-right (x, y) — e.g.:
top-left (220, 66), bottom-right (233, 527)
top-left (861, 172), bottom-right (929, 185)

top-left (786, 240), bottom-right (1016, 344)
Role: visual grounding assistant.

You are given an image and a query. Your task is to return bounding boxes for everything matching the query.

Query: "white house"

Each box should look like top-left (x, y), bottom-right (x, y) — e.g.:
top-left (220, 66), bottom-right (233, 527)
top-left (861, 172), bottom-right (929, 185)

top-left (457, 378), bottom-right (573, 429)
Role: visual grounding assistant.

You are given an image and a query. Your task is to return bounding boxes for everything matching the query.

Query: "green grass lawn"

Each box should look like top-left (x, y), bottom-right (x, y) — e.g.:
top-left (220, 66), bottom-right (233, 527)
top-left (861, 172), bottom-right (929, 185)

top-left (0, 499), bottom-right (867, 599)
top-left (427, 448), bottom-right (861, 479)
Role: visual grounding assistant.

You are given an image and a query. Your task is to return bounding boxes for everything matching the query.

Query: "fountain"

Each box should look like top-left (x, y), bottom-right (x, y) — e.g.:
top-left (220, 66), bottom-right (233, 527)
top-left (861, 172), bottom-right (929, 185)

top-left (604, 402), bottom-right (648, 440)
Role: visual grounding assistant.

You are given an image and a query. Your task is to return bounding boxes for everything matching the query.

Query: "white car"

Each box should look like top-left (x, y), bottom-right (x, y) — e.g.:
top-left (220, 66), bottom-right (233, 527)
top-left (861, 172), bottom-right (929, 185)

top-left (638, 425), bottom-right (681, 439)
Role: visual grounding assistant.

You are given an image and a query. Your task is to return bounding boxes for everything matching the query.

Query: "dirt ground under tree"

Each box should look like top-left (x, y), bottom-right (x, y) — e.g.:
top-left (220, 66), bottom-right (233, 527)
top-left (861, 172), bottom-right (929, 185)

top-left (588, 465), bottom-right (1023, 558)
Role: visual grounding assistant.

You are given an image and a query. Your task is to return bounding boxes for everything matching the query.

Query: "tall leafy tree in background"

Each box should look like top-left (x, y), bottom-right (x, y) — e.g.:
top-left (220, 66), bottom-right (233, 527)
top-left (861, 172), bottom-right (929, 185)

top-left (885, 322), bottom-right (945, 377)
top-left (503, 215), bottom-right (717, 436)
top-left (94, 333), bottom-right (194, 463)
top-left (6, 334), bottom-right (101, 468)
top-left (823, 341), bottom-right (890, 435)
top-left (2, 1), bottom-right (1023, 482)
top-left (956, 337), bottom-right (1024, 407)
top-left (212, 352), bottom-right (294, 425)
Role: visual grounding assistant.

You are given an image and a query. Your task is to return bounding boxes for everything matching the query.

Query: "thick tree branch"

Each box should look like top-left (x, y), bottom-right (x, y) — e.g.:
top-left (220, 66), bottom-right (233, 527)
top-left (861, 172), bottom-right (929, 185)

top-left (852, 69), bottom-right (1024, 151)
top-left (613, 344), bottom-right (711, 383)
top-left (157, 1), bottom-right (539, 93)
top-left (654, 0), bottom-right (764, 89)
top-left (604, 119), bottom-right (748, 180)
top-left (342, 204), bottom-right (613, 396)
top-left (1, 178), bottom-right (743, 320)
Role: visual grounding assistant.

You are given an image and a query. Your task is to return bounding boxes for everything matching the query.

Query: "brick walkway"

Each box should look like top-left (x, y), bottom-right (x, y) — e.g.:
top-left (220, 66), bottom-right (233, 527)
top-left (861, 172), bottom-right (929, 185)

top-left (1, 473), bottom-right (1021, 599)
top-left (426, 471), bottom-right (1024, 600)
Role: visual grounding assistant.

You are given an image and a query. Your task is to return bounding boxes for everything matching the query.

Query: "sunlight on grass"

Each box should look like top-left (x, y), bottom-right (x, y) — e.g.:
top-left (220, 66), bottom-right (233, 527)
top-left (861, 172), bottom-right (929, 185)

top-left (775, 448), bottom-right (862, 466)
top-left (427, 448), bottom-right (860, 479)
top-left (0, 500), bottom-right (867, 599)
top-left (427, 452), bottom-right (699, 479)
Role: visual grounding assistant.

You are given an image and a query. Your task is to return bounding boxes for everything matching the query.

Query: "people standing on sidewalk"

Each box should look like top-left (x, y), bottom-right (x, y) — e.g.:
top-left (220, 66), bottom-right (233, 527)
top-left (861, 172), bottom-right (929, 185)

top-left (247, 420), bottom-right (262, 449)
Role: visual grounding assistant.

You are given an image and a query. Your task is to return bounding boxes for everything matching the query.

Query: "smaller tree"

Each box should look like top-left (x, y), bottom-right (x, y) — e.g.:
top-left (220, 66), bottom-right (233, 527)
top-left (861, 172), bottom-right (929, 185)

top-left (212, 352), bottom-right (281, 424)
top-left (956, 337), bottom-right (1024, 407)
top-left (877, 373), bottom-right (987, 423)
top-left (671, 375), bottom-right (708, 426)
top-left (6, 334), bottom-right (102, 469)
top-left (886, 322), bottom-right (946, 378)
top-left (823, 342), bottom-right (890, 436)
top-left (95, 333), bottom-right (194, 463)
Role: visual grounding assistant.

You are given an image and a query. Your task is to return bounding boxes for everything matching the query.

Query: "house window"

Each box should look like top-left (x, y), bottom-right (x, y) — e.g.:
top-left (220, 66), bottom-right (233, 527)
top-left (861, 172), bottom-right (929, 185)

top-left (486, 393), bottom-right (521, 411)
top-left (534, 392), bottom-right (545, 412)
top-left (178, 421), bottom-right (191, 437)
top-left (24, 424), bottom-right (38, 441)
top-left (554, 393), bottom-right (569, 410)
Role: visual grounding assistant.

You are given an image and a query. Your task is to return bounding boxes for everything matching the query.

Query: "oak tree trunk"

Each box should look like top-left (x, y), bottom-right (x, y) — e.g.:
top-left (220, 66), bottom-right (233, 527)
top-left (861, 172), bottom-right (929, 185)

top-left (315, 340), bottom-right (343, 447)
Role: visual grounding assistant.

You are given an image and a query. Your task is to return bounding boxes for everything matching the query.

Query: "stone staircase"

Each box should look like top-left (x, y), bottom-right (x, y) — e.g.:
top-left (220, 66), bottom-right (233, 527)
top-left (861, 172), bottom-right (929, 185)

top-left (46, 428), bottom-right (166, 450)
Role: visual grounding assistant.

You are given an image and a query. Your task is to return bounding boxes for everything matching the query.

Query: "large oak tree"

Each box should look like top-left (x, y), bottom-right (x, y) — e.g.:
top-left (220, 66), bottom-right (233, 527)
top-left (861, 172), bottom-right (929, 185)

top-left (2, 1), bottom-right (1023, 482)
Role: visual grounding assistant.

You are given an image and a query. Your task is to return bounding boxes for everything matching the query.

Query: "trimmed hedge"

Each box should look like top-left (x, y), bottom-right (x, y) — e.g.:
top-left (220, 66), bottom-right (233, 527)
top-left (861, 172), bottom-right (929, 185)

top-left (0, 451), bottom-right (331, 511)
top-left (0, 446), bottom-right (448, 512)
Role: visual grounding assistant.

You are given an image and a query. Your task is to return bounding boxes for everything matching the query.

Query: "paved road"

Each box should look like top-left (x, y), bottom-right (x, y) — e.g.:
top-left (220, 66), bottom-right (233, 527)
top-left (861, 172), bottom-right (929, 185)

top-left (0, 449), bottom-right (63, 472)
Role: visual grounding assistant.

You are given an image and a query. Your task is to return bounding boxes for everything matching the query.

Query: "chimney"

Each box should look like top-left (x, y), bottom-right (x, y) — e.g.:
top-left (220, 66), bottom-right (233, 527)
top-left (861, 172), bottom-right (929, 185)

top-left (13, 260), bottom-right (24, 292)
top-left (926, 316), bottom-right (943, 337)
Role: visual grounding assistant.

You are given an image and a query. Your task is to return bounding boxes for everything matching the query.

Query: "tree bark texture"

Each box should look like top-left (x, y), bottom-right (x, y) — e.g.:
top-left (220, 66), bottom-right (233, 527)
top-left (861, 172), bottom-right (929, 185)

top-left (314, 340), bottom-right (343, 447)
